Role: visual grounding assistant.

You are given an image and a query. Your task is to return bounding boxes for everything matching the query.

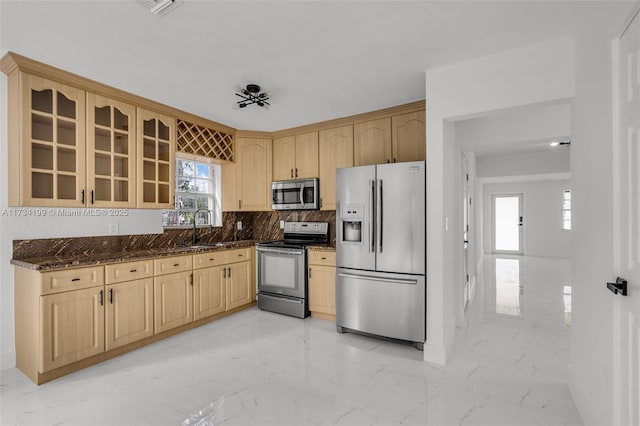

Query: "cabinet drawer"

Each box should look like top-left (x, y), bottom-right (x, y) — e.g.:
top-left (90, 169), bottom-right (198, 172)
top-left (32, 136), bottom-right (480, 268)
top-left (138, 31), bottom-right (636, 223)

top-left (193, 248), bottom-right (252, 269)
top-left (308, 250), bottom-right (336, 266)
top-left (105, 260), bottom-right (154, 284)
top-left (40, 266), bottom-right (104, 295)
top-left (154, 255), bottom-right (193, 276)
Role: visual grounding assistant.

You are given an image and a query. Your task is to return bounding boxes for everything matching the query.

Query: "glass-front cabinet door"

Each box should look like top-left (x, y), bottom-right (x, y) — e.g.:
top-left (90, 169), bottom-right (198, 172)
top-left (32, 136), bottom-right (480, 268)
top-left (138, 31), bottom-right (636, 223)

top-left (86, 94), bottom-right (136, 208)
top-left (136, 108), bottom-right (175, 208)
top-left (21, 74), bottom-right (86, 206)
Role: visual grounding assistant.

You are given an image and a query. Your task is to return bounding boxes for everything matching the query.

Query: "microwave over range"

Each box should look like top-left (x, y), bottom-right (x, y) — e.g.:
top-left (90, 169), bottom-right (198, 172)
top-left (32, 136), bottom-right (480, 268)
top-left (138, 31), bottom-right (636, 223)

top-left (272, 178), bottom-right (320, 210)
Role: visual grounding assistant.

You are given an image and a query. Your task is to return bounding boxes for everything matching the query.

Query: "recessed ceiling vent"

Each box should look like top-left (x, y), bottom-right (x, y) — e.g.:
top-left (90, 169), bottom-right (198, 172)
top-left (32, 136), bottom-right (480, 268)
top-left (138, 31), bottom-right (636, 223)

top-left (138, 0), bottom-right (183, 16)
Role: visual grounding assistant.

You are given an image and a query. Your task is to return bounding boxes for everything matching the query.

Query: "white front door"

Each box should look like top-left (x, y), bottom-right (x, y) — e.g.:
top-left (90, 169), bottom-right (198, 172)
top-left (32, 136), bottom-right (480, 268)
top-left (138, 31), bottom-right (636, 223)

top-left (613, 10), bottom-right (640, 425)
top-left (492, 193), bottom-right (524, 255)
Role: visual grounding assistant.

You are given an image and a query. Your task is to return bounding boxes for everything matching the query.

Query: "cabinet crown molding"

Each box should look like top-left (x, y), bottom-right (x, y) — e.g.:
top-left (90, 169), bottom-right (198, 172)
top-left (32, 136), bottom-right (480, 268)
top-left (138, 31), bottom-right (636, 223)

top-left (0, 51), bottom-right (235, 135)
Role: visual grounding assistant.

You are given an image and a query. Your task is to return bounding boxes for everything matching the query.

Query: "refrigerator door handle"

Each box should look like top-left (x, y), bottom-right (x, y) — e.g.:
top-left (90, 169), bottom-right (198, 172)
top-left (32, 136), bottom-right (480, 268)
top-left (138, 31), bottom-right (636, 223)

top-left (378, 179), bottom-right (383, 253)
top-left (370, 179), bottom-right (376, 253)
top-left (337, 272), bottom-right (418, 286)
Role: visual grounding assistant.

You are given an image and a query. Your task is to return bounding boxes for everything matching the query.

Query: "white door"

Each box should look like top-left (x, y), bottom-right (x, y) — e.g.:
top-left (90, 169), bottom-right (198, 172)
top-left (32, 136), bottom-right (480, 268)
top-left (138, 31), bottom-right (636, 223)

top-left (492, 194), bottom-right (524, 255)
top-left (613, 10), bottom-right (640, 425)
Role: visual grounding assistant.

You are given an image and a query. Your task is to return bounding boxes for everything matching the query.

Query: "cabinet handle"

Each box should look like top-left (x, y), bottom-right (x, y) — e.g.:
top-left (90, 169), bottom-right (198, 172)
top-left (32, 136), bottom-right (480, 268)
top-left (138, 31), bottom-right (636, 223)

top-left (109, 288), bottom-right (113, 304)
top-left (209, 258), bottom-right (215, 262)
top-left (239, 200), bottom-right (242, 209)
top-left (321, 257), bottom-right (326, 260)
top-left (227, 267), bottom-right (231, 277)
top-left (238, 254), bottom-right (243, 257)
top-left (295, 168), bottom-right (298, 178)
top-left (173, 263), bottom-right (180, 267)
top-left (223, 268), bottom-right (227, 278)
top-left (81, 189), bottom-right (85, 204)
top-left (99, 290), bottom-right (104, 306)
top-left (71, 278), bottom-right (80, 282)
top-left (189, 273), bottom-right (193, 286)
top-left (309, 268), bottom-right (312, 278)
top-left (130, 269), bottom-right (137, 273)
top-left (393, 158), bottom-right (397, 163)
top-left (290, 168), bottom-right (293, 178)
top-left (91, 190), bottom-right (95, 205)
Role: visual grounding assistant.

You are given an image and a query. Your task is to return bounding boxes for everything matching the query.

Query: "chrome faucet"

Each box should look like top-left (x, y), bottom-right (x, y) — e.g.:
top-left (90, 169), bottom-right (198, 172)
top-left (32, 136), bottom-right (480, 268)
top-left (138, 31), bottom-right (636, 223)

top-left (192, 208), bottom-right (213, 245)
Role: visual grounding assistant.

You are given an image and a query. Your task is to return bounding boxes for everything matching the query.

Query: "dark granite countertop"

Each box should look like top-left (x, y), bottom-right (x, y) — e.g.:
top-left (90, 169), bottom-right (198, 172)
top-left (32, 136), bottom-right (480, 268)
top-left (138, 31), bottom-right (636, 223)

top-left (11, 240), bottom-right (263, 271)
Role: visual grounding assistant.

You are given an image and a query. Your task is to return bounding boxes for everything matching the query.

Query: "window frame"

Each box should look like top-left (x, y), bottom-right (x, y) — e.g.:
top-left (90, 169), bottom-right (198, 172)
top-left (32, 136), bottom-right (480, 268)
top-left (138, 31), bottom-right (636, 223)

top-left (162, 155), bottom-right (222, 229)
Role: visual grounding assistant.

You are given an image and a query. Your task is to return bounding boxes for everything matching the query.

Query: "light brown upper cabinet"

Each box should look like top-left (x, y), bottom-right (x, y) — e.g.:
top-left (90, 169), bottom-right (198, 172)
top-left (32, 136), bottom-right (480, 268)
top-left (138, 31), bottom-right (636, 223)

top-left (235, 137), bottom-right (273, 211)
top-left (8, 73), bottom-right (87, 206)
top-left (273, 131), bottom-right (319, 180)
top-left (354, 111), bottom-right (425, 166)
top-left (86, 94), bottom-right (136, 208)
top-left (318, 125), bottom-right (353, 210)
top-left (354, 117), bottom-right (391, 166)
top-left (392, 110), bottom-right (426, 163)
top-left (136, 108), bottom-right (176, 209)
top-left (221, 162), bottom-right (238, 212)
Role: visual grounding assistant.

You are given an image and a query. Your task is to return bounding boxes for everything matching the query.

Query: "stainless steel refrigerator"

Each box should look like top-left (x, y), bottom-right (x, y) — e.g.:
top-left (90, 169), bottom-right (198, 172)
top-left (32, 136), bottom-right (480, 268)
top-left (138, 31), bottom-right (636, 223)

top-left (336, 161), bottom-right (425, 349)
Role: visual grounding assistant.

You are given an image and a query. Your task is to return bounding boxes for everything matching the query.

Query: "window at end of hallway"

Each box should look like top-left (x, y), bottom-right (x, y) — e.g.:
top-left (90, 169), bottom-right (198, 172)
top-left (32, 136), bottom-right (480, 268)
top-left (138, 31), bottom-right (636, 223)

top-left (162, 158), bottom-right (222, 228)
top-left (562, 190), bottom-right (571, 230)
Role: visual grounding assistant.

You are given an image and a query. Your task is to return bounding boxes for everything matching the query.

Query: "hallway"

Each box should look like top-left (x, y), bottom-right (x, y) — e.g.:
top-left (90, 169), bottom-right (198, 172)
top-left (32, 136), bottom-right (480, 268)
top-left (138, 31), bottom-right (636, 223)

top-left (0, 256), bottom-right (581, 425)
top-left (446, 255), bottom-right (580, 425)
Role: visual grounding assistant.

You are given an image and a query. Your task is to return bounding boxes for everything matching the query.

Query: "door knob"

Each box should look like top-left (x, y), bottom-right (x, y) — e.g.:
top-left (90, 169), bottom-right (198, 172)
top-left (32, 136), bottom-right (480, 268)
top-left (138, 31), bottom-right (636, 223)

top-left (607, 277), bottom-right (628, 296)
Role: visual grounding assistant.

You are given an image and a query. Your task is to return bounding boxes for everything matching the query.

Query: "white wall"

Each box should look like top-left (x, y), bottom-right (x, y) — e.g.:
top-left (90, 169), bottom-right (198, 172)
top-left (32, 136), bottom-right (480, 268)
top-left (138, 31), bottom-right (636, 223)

top-left (425, 37), bottom-right (575, 364)
top-left (456, 102), bottom-right (571, 152)
top-left (482, 179), bottom-right (571, 258)
top-left (0, 75), bottom-right (164, 370)
top-left (477, 149), bottom-right (570, 178)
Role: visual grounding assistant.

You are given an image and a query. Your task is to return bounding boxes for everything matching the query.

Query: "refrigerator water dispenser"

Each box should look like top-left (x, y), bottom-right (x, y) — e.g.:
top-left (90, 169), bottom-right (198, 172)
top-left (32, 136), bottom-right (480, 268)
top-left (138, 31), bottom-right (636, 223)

top-left (341, 205), bottom-right (363, 243)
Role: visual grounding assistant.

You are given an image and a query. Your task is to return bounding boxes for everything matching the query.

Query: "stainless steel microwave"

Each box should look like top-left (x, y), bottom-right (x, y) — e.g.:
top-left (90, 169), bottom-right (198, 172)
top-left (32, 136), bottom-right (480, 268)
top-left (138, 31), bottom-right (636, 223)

top-left (272, 178), bottom-right (320, 210)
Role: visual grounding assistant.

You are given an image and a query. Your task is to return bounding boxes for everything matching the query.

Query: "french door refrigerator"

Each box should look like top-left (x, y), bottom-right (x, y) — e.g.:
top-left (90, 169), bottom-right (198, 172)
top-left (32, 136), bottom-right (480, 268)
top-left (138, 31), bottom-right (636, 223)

top-left (336, 161), bottom-right (425, 349)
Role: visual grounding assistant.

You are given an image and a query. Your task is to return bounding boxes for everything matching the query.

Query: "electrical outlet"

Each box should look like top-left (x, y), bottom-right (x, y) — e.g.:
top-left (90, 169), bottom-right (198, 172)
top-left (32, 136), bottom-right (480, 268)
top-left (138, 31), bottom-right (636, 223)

top-left (280, 220), bottom-right (285, 229)
top-left (237, 221), bottom-right (243, 230)
top-left (109, 223), bottom-right (119, 235)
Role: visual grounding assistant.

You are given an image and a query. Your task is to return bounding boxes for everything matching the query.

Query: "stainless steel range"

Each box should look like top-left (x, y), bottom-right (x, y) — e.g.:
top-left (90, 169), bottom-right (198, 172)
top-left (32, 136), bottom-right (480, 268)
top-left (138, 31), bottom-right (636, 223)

top-left (256, 222), bottom-right (329, 318)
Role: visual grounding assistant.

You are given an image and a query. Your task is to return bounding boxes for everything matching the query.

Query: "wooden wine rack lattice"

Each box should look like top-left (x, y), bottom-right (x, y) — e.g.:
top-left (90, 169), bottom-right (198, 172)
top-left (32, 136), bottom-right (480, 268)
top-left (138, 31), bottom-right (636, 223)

top-left (177, 120), bottom-right (234, 161)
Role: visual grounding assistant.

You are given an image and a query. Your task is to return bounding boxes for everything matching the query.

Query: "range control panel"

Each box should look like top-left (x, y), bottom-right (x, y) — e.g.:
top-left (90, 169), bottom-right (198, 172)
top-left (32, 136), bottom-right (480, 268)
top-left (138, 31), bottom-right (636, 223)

top-left (283, 221), bottom-right (329, 235)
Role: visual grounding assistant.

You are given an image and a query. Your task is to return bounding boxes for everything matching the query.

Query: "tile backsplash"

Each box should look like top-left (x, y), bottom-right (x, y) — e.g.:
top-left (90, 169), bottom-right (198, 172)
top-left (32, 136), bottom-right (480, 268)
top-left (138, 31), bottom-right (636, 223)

top-left (13, 210), bottom-right (336, 260)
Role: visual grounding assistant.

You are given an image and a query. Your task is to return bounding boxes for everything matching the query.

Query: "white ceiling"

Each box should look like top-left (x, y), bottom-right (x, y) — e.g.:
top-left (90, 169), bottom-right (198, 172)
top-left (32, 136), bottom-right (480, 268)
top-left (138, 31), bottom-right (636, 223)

top-left (0, 1), bottom-right (635, 131)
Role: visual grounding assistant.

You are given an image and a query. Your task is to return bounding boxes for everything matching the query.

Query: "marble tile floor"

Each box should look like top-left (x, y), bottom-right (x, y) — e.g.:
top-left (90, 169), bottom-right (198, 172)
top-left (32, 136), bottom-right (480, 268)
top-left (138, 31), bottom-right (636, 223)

top-left (0, 255), bottom-right (581, 425)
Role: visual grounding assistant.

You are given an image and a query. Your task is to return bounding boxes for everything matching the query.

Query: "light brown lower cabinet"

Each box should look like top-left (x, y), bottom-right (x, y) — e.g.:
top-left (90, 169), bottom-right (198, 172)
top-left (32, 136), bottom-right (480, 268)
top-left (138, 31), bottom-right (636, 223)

top-left (105, 278), bottom-right (154, 351)
top-left (40, 286), bottom-right (106, 372)
top-left (193, 265), bottom-right (226, 321)
top-left (192, 247), bottom-right (254, 319)
top-left (226, 261), bottom-right (253, 310)
top-left (307, 250), bottom-right (336, 321)
top-left (154, 270), bottom-right (193, 333)
top-left (15, 247), bottom-right (256, 385)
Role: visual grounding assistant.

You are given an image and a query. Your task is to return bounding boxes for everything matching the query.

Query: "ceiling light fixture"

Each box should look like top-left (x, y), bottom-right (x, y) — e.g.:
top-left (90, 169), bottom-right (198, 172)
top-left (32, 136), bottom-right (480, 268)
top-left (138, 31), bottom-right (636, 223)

top-left (138, 0), bottom-right (182, 16)
top-left (550, 140), bottom-right (571, 147)
top-left (234, 84), bottom-right (271, 109)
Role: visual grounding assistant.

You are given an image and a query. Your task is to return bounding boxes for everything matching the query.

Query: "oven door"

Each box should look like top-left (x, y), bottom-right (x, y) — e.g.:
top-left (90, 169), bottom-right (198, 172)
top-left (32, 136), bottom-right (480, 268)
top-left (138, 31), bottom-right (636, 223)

top-left (256, 246), bottom-right (306, 298)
